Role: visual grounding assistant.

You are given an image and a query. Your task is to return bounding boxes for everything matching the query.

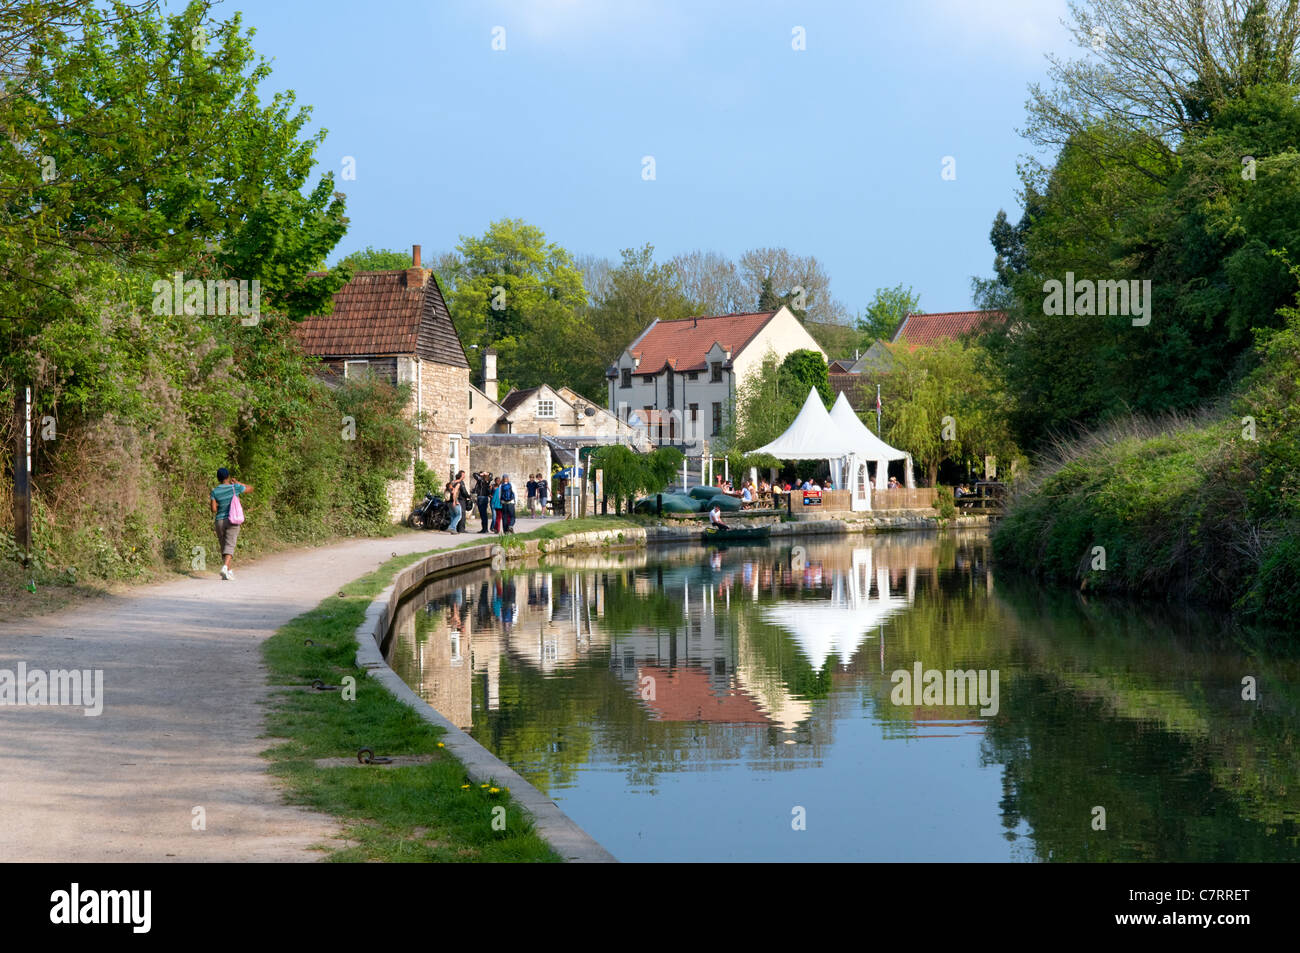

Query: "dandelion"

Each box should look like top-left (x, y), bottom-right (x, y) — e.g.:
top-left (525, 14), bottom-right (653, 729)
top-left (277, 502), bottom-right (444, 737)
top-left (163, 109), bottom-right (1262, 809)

top-left (480, 783), bottom-right (489, 788)
top-left (436, 742), bottom-right (445, 748)
top-left (489, 787), bottom-right (500, 794)
top-left (460, 784), bottom-right (470, 789)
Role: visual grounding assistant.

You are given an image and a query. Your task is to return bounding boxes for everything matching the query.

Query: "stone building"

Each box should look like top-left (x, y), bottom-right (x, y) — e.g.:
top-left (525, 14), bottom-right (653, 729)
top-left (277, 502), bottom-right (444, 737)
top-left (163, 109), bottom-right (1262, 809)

top-left (293, 245), bottom-right (471, 522)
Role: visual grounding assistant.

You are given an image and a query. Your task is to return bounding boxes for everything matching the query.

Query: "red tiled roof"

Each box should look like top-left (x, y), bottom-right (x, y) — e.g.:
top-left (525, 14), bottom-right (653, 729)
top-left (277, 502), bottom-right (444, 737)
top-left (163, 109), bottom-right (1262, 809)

top-left (636, 665), bottom-right (770, 724)
top-left (292, 270), bottom-right (468, 368)
top-left (627, 311), bottom-right (778, 373)
top-left (891, 310), bottom-right (1006, 348)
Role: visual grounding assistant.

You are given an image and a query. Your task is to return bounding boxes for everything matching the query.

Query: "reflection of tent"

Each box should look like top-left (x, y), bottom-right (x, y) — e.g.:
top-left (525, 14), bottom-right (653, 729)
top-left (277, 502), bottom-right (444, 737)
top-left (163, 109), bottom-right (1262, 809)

top-left (762, 548), bottom-right (910, 669)
top-left (829, 392), bottom-right (914, 491)
top-left (752, 388), bottom-right (869, 510)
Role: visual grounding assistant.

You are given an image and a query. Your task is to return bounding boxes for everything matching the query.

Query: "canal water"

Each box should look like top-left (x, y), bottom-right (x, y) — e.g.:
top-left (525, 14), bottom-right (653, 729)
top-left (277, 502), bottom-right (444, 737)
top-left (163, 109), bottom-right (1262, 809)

top-left (383, 533), bottom-right (1300, 862)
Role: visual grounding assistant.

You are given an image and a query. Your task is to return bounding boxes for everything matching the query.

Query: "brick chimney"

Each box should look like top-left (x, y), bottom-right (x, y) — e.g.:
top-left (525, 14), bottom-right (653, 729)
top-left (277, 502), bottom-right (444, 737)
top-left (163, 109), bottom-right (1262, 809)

top-left (406, 244), bottom-right (424, 288)
top-left (482, 348), bottom-right (498, 402)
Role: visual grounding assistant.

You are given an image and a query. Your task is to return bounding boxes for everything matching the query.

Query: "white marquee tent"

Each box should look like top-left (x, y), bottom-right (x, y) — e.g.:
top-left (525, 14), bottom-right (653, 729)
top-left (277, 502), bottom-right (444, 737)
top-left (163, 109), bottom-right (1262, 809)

top-left (752, 388), bottom-right (870, 510)
top-left (828, 391), bottom-right (915, 491)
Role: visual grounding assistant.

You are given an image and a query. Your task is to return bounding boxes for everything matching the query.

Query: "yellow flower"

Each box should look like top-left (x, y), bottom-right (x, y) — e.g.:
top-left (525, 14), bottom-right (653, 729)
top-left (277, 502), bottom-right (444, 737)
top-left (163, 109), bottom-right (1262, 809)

top-left (480, 783), bottom-right (489, 788)
top-left (436, 742), bottom-right (445, 748)
top-left (460, 784), bottom-right (470, 789)
top-left (489, 787), bottom-right (500, 794)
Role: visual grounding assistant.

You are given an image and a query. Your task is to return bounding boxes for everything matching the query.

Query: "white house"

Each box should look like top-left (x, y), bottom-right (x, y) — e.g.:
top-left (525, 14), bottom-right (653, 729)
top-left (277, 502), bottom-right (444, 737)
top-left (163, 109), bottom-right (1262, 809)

top-left (605, 307), bottom-right (826, 449)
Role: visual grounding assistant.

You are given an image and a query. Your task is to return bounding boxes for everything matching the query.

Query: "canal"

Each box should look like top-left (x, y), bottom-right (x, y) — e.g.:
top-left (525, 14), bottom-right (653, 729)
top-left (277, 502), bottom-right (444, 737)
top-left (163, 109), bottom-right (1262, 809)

top-left (383, 532), bottom-right (1300, 861)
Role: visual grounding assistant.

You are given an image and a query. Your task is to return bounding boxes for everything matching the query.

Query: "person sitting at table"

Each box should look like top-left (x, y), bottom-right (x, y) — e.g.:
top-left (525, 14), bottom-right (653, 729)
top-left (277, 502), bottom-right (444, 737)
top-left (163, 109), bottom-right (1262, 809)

top-left (741, 482), bottom-right (753, 504)
top-left (888, 476), bottom-right (901, 489)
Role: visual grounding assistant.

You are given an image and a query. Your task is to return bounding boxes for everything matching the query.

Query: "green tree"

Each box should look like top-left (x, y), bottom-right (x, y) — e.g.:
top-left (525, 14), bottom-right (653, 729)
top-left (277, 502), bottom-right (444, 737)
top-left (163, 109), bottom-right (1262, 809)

top-left (447, 219), bottom-right (587, 393)
top-left (778, 349), bottom-right (833, 406)
top-left (856, 284), bottom-right (921, 341)
top-left (338, 246), bottom-right (415, 271)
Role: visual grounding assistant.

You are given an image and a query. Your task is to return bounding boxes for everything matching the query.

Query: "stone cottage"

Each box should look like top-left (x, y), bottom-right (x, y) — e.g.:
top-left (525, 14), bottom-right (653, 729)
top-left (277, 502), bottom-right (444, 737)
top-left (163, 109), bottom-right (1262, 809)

top-left (293, 245), bottom-right (471, 521)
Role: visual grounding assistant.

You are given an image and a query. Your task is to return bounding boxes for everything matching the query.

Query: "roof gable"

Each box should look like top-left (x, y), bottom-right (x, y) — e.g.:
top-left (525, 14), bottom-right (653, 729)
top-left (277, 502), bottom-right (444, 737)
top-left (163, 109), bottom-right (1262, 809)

top-left (292, 270), bottom-right (468, 368)
top-left (625, 311), bottom-right (779, 373)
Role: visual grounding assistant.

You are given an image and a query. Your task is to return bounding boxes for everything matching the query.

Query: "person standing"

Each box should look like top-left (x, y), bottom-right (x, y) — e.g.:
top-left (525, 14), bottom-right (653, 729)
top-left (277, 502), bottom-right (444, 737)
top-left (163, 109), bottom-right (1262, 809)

top-left (444, 475), bottom-right (462, 534)
top-left (491, 477), bottom-right (503, 533)
top-left (526, 474), bottom-right (537, 517)
top-left (500, 474), bottom-right (516, 533)
top-left (455, 470), bottom-right (472, 533)
top-left (209, 467), bottom-right (251, 580)
top-left (474, 470), bottom-right (492, 532)
top-left (537, 472), bottom-right (549, 516)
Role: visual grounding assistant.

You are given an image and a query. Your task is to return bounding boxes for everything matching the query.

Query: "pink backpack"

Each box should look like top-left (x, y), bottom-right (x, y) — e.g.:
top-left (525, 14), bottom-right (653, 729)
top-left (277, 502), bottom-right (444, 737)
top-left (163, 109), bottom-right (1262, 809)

top-left (228, 488), bottom-right (245, 525)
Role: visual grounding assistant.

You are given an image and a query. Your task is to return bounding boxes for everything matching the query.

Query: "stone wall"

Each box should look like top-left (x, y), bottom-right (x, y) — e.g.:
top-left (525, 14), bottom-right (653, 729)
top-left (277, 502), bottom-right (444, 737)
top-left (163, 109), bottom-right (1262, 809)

top-left (468, 436), bottom-right (551, 483)
top-left (413, 358), bottom-right (472, 482)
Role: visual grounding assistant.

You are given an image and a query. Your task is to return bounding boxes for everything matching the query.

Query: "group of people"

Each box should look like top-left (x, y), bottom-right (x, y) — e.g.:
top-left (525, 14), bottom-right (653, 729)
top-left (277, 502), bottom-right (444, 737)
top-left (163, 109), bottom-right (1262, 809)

top-left (524, 473), bottom-right (550, 516)
top-left (446, 470), bottom-right (518, 534)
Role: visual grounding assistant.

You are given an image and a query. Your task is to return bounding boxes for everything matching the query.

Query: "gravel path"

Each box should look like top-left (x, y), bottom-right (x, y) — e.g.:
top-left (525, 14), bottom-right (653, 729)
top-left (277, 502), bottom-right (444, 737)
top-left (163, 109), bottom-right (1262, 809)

top-left (0, 521), bottom-right (546, 862)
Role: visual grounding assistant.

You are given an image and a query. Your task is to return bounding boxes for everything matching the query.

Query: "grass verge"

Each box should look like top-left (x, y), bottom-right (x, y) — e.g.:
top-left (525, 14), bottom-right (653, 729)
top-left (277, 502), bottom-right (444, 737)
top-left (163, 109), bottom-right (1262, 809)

top-left (260, 547), bottom-right (560, 862)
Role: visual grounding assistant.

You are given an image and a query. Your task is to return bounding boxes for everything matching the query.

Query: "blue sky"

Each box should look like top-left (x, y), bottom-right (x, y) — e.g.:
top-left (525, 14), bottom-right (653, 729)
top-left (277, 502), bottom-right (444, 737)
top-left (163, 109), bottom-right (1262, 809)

top-left (237, 0), bottom-right (1075, 315)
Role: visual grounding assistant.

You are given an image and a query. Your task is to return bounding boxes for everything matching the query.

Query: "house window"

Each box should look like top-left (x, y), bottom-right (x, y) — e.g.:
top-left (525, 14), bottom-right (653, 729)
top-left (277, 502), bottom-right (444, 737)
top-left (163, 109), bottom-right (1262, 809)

top-left (449, 436), bottom-right (460, 472)
top-left (621, 368), bottom-right (631, 388)
top-left (536, 399), bottom-right (556, 419)
top-left (688, 371), bottom-right (699, 381)
top-left (712, 402), bottom-right (722, 436)
top-left (689, 403), bottom-right (698, 423)
top-left (665, 371), bottom-right (674, 409)
top-left (344, 359), bottom-right (369, 379)
top-left (642, 374), bottom-right (653, 384)
top-left (710, 361), bottom-right (722, 383)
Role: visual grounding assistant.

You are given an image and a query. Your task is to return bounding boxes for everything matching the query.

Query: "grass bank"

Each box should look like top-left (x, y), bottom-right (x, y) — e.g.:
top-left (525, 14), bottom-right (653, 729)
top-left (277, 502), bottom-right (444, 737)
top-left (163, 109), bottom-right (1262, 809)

top-left (992, 411), bottom-right (1295, 629)
top-left (257, 517), bottom-right (642, 862)
top-left (261, 548), bottom-right (558, 861)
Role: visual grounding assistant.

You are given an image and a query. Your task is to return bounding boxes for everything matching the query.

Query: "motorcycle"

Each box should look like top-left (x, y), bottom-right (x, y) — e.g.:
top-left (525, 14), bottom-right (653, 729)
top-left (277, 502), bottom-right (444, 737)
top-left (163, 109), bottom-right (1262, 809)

top-left (408, 492), bottom-right (451, 530)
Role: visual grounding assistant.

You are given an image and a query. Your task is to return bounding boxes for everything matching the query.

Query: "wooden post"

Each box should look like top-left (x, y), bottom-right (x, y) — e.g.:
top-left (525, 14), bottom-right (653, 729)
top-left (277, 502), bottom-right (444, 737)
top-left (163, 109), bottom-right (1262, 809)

top-left (12, 386), bottom-right (32, 565)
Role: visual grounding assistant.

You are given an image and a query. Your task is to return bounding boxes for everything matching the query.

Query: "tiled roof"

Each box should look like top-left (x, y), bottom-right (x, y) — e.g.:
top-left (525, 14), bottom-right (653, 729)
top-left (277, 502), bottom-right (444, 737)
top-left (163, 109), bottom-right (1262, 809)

top-left (293, 270), bottom-right (468, 368)
top-left (636, 665), bottom-right (770, 724)
top-left (499, 386), bottom-right (547, 415)
top-left (627, 311), bottom-right (778, 373)
top-left (829, 372), bottom-right (876, 414)
top-left (891, 310), bottom-right (1006, 349)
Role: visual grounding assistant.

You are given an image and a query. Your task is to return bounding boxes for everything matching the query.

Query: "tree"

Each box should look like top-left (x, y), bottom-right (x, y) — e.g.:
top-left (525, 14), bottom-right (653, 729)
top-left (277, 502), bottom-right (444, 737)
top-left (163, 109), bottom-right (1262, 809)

top-left (337, 247), bottom-right (415, 271)
top-left (671, 249), bottom-right (747, 314)
top-left (856, 284), bottom-right (921, 341)
top-left (739, 247), bottom-right (848, 323)
top-left (447, 218), bottom-right (587, 393)
top-left (1024, 0), bottom-right (1300, 181)
top-left (778, 349), bottom-right (833, 406)
top-left (579, 244), bottom-right (698, 394)
top-left (881, 339), bottom-right (1019, 484)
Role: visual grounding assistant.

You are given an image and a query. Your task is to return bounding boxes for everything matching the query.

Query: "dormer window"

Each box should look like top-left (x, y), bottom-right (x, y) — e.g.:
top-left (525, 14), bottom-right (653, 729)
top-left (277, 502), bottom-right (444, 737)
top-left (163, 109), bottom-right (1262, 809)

top-left (710, 361), bottom-right (723, 383)
top-left (620, 368), bottom-right (631, 388)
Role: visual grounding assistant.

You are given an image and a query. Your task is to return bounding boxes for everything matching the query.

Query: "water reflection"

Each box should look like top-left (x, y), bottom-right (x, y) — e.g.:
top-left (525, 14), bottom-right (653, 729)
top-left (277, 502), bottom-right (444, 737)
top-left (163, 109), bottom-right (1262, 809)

top-left (383, 533), bottom-right (1300, 862)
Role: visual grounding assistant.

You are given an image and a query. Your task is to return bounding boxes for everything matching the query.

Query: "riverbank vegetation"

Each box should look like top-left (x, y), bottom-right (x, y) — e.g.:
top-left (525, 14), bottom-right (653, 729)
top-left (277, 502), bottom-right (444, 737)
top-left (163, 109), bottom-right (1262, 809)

top-left (0, 2), bottom-right (420, 609)
top-left (983, 0), bottom-right (1300, 629)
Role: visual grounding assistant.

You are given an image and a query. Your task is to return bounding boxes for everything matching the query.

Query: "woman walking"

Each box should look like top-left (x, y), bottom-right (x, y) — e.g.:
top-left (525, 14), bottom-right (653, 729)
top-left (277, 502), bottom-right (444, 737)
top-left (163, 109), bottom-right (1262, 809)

top-left (209, 467), bottom-right (251, 580)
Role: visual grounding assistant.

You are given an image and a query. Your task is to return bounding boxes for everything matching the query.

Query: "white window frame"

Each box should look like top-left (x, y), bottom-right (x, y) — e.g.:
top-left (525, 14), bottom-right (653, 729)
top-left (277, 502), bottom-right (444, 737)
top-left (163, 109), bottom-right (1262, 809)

top-left (536, 398), bottom-right (556, 419)
top-left (344, 359), bottom-right (369, 379)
